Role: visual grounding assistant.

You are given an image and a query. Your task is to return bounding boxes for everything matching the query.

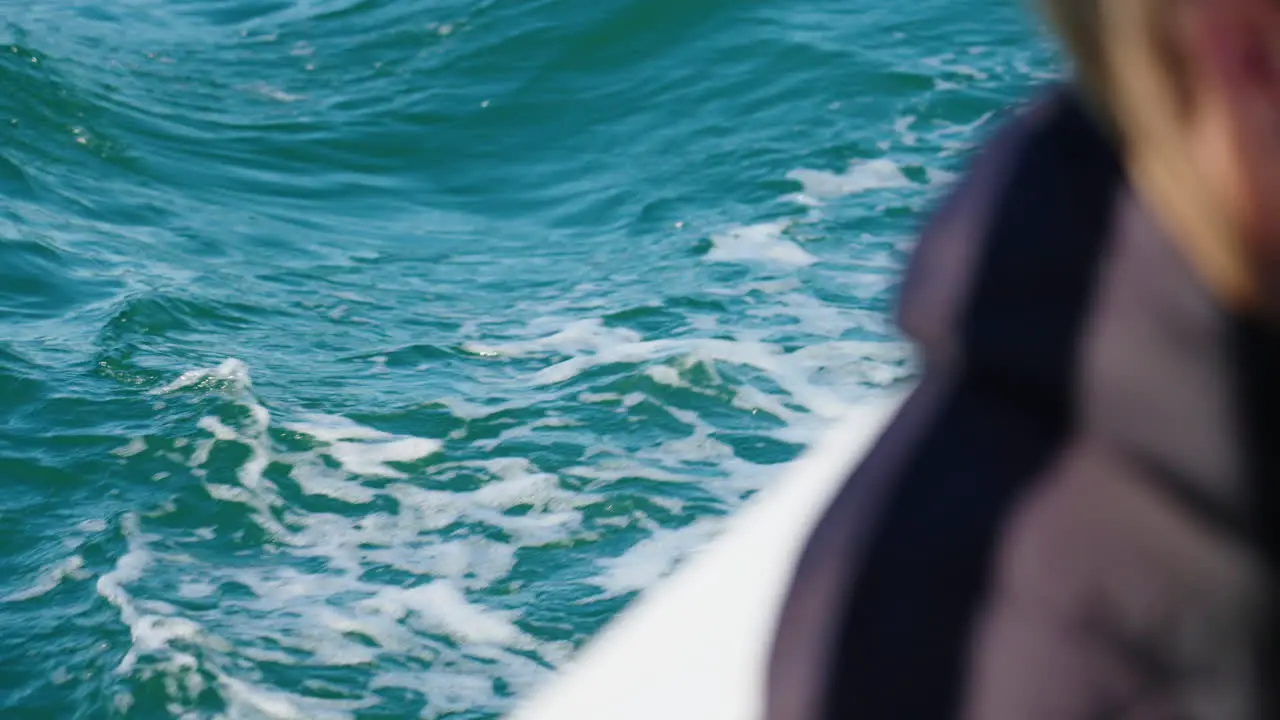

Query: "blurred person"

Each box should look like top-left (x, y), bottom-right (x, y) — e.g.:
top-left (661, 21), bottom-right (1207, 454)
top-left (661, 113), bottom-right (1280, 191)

top-left (767, 0), bottom-right (1280, 718)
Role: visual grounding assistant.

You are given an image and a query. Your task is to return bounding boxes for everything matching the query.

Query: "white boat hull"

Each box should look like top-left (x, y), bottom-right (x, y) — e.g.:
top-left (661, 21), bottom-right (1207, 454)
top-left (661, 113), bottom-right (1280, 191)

top-left (508, 394), bottom-right (905, 720)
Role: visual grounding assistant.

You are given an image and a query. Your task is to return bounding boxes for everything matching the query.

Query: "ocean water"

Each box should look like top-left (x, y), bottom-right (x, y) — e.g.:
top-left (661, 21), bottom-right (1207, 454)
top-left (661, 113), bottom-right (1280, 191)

top-left (0, 1), bottom-right (1058, 717)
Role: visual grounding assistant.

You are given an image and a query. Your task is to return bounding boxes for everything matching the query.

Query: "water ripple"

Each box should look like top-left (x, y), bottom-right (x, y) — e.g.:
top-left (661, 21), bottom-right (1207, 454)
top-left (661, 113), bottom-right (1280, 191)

top-left (0, 0), bottom-right (1057, 716)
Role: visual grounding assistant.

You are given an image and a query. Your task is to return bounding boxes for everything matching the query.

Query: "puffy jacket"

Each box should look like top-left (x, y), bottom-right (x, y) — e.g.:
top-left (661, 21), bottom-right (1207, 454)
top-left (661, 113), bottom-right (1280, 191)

top-left (767, 86), bottom-right (1279, 720)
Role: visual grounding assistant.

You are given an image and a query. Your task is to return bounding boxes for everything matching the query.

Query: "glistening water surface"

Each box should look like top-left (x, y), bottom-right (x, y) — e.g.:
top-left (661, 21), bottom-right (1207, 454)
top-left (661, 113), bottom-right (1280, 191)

top-left (0, 1), bottom-right (1057, 717)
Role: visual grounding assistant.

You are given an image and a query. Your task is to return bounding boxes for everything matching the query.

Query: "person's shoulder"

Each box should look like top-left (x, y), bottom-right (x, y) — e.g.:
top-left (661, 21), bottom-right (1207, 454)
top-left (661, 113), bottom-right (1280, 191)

top-left (897, 85), bottom-right (1123, 367)
top-left (943, 85), bottom-right (1109, 218)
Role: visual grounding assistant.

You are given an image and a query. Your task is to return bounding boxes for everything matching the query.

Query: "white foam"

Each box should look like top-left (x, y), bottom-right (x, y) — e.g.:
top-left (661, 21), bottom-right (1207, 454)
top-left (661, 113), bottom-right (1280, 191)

top-left (128, 614), bottom-right (205, 661)
top-left (177, 581), bottom-right (217, 599)
top-left (508, 397), bottom-right (907, 720)
top-left (219, 676), bottom-right (371, 720)
top-left (921, 54), bottom-right (991, 80)
top-left (929, 110), bottom-right (997, 139)
top-left (578, 391), bottom-right (626, 405)
top-left (284, 414), bottom-right (394, 443)
top-left (486, 324), bottom-right (891, 436)
top-left (746, 291), bottom-right (891, 338)
top-left (377, 671), bottom-right (496, 716)
top-left (77, 518), bottom-right (108, 533)
top-left (376, 458), bottom-right (593, 548)
top-left (196, 416), bottom-right (239, 442)
top-left (112, 437), bottom-right (148, 458)
top-left (152, 358), bottom-right (250, 395)
top-left (96, 515), bottom-right (162, 674)
top-left (730, 384), bottom-right (800, 423)
top-left (471, 458), bottom-right (564, 507)
top-left (563, 456), bottom-right (690, 485)
top-left (384, 485), bottom-right (468, 534)
top-left (763, 278), bottom-right (809, 294)
top-left (366, 538), bottom-right (518, 588)
top-left (307, 606), bottom-right (411, 656)
top-left (473, 415), bottom-right (580, 451)
top-left (705, 221), bottom-right (817, 267)
top-left (4, 554), bottom-right (87, 603)
top-left (124, 346), bottom-right (629, 711)
top-left (118, 311), bottom-right (914, 715)
top-left (359, 582), bottom-right (525, 647)
top-left (591, 521), bottom-right (723, 599)
top-left (464, 319), bottom-right (643, 358)
top-left (290, 462), bottom-right (379, 504)
top-left (644, 365), bottom-right (683, 387)
top-left (439, 396), bottom-right (506, 421)
top-left (785, 158), bottom-right (910, 202)
top-left (525, 334), bottom-right (783, 390)
top-left (97, 518), bottom-right (150, 606)
top-left (894, 114), bottom-right (919, 146)
top-left (203, 483), bottom-right (255, 505)
top-left (922, 166), bottom-right (956, 186)
top-left (286, 416), bottom-right (442, 479)
top-left (182, 376), bottom-right (293, 541)
top-left (791, 340), bottom-right (916, 388)
top-left (328, 438), bottom-right (440, 478)
top-left (165, 496), bottom-right (551, 701)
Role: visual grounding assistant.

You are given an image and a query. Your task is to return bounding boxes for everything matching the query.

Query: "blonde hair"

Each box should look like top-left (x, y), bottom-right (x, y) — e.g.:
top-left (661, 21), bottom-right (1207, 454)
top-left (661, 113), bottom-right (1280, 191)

top-left (1040, 0), bottom-right (1261, 309)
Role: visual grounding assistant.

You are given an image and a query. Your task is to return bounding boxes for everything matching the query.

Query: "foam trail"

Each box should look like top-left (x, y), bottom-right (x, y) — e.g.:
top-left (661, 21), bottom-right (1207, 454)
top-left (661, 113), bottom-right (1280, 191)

top-left (286, 415), bottom-right (443, 478)
top-left (591, 521), bottom-right (724, 600)
top-left (327, 437), bottom-right (441, 478)
top-left (219, 676), bottom-right (372, 720)
top-left (100, 240), bottom-right (914, 714)
top-left (483, 322), bottom-right (904, 424)
top-left (116, 360), bottom-right (596, 714)
top-left (111, 437), bottom-right (148, 458)
top-left (4, 555), bottom-right (87, 603)
top-left (464, 319), bottom-right (643, 358)
top-left (95, 514), bottom-right (159, 675)
top-left (151, 358), bottom-right (251, 395)
top-left (785, 158), bottom-right (910, 202)
top-left (358, 581), bottom-right (527, 646)
top-left (705, 221), bottom-right (817, 267)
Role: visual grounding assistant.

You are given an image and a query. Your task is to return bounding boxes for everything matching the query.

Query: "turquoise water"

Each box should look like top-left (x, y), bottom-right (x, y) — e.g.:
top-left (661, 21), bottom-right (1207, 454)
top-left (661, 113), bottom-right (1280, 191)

top-left (1, 2), bottom-right (1057, 717)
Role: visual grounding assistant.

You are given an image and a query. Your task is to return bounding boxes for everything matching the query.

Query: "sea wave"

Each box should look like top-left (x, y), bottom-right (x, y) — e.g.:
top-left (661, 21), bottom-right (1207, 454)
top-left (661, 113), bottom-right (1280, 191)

top-left (0, 0), bottom-right (1057, 716)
